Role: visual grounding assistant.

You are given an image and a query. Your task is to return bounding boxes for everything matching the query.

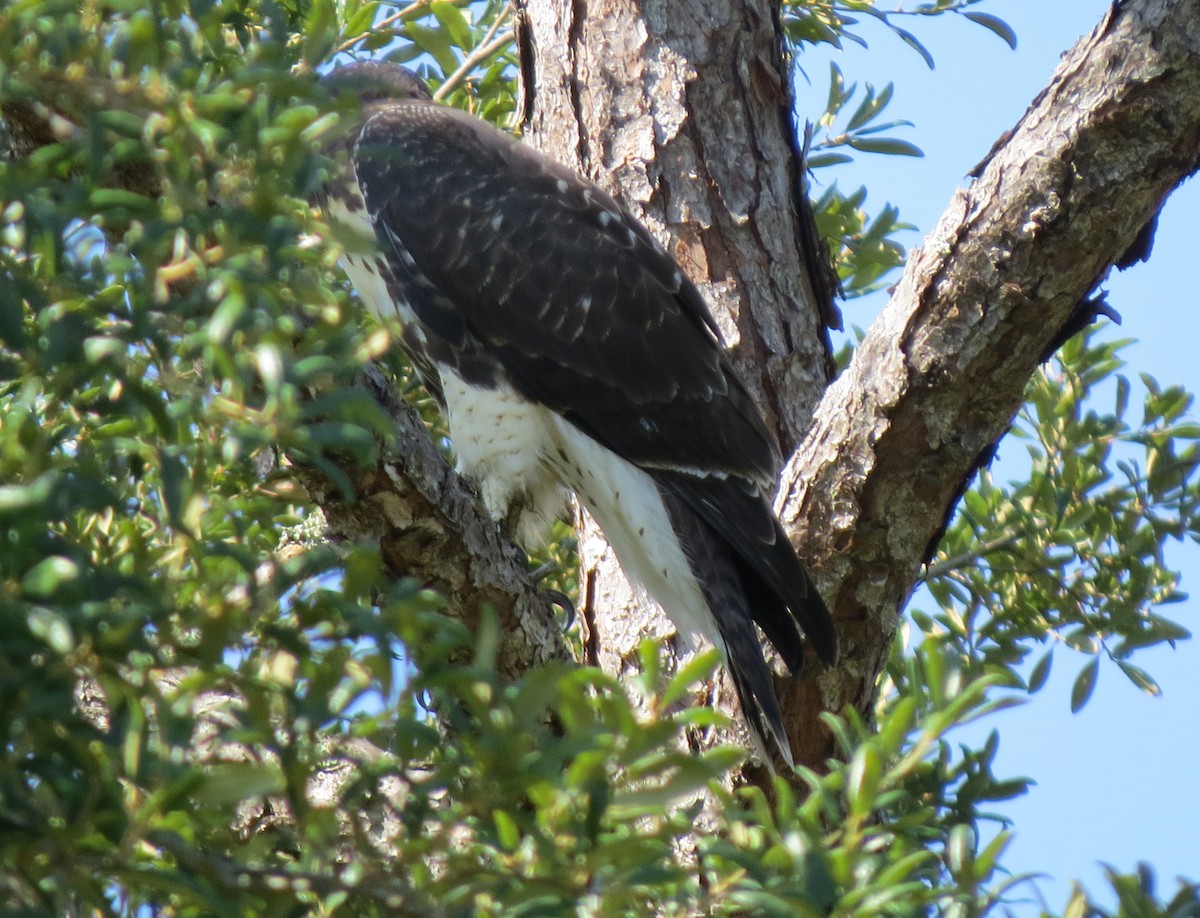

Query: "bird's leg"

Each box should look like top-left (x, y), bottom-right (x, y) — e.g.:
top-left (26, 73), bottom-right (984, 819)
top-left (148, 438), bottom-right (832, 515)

top-left (497, 504), bottom-right (577, 633)
top-left (523, 559), bottom-right (575, 633)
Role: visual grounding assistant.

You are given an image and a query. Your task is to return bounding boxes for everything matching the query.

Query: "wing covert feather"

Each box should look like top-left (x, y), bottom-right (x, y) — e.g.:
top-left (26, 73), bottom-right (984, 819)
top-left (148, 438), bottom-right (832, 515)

top-left (352, 102), bottom-right (778, 483)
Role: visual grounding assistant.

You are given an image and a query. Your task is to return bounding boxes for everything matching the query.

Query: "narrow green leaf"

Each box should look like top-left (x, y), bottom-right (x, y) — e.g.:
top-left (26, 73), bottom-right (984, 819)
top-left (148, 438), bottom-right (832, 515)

top-left (1027, 649), bottom-right (1053, 693)
top-left (493, 809), bottom-right (520, 851)
top-left (846, 136), bottom-right (924, 157)
top-left (159, 449), bottom-right (190, 532)
top-left (975, 830), bottom-right (1013, 877)
top-left (1070, 656), bottom-right (1100, 712)
top-left (26, 607), bottom-right (75, 655)
top-left (661, 648), bottom-right (720, 708)
top-left (891, 25), bottom-right (935, 69)
top-left (825, 61), bottom-right (847, 116)
top-left (947, 824), bottom-right (974, 878)
top-left (806, 152), bottom-right (853, 168)
top-left (846, 743), bottom-right (881, 815)
top-left (88, 188), bottom-right (159, 218)
top-left (1117, 660), bottom-right (1161, 696)
top-left (303, 0), bottom-right (338, 64)
top-left (406, 21), bottom-right (460, 75)
top-left (343, 0), bottom-right (380, 39)
top-left (963, 11), bottom-right (1018, 50)
top-left (431, 1), bottom-right (472, 49)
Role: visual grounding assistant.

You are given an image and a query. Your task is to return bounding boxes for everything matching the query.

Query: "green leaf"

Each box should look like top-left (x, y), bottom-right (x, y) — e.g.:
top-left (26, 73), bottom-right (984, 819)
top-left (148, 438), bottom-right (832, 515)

top-left (846, 136), bottom-right (924, 157)
top-left (891, 25), bottom-right (935, 70)
top-left (406, 21), bottom-right (460, 75)
top-left (26, 606), bottom-right (75, 655)
top-left (962, 11), bottom-right (1018, 50)
top-left (1070, 656), bottom-right (1100, 713)
top-left (303, 0), bottom-right (338, 64)
top-left (846, 82), bottom-right (894, 132)
top-left (1027, 649), bottom-right (1053, 693)
top-left (947, 824), bottom-right (974, 878)
top-left (493, 809), bottom-right (520, 851)
top-left (661, 648), bottom-right (720, 708)
top-left (806, 151), bottom-right (853, 168)
top-left (825, 61), bottom-right (848, 117)
top-left (21, 556), bottom-right (82, 600)
top-left (88, 188), bottom-right (160, 219)
top-left (431, 0), bottom-right (472, 49)
top-left (159, 449), bottom-right (191, 533)
top-left (343, 0), bottom-right (380, 39)
top-left (1117, 660), bottom-right (1161, 697)
top-left (1115, 374), bottom-right (1131, 418)
top-left (846, 743), bottom-right (882, 815)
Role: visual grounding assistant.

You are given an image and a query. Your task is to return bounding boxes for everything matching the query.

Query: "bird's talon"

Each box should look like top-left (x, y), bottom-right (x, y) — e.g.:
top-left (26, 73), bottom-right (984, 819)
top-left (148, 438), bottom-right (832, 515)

top-left (540, 589), bottom-right (576, 632)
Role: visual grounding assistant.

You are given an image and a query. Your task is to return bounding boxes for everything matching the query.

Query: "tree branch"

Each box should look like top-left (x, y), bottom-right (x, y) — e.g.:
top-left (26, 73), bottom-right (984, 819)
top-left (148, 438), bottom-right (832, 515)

top-left (294, 366), bottom-right (571, 681)
top-left (776, 0), bottom-right (1200, 762)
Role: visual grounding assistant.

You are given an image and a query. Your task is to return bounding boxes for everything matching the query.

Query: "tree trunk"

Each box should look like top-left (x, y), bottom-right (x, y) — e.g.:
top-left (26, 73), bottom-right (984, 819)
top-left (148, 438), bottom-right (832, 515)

top-left (11, 0), bottom-right (1197, 779)
top-left (514, 0), bottom-right (1200, 772)
top-left (514, 0), bottom-right (842, 769)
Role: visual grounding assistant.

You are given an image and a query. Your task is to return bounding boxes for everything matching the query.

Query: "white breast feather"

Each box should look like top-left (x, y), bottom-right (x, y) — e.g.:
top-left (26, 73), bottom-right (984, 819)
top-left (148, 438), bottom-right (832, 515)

top-left (329, 188), bottom-right (722, 659)
top-left (439, 369), bottom-right (570, 541)
top-left (439, 370), bottom-right (722, 654)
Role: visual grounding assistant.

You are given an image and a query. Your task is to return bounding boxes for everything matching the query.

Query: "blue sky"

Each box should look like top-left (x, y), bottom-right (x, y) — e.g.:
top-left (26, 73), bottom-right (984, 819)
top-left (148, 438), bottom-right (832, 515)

top-left (796, 1), bottom-right (1199, 911)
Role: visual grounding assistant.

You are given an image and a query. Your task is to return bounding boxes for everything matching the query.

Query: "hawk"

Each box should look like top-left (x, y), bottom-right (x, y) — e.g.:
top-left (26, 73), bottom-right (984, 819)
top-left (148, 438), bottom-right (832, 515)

top-left (321, 62), bottom-right (837, 767)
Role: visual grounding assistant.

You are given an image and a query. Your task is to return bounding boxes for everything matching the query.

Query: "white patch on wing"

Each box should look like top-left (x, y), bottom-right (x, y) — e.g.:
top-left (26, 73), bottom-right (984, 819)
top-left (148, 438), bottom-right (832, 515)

top-left (326, 191), bottom-right (418, 327)
top-left (438, 370), bottom-right (723, 655)
top-left (544, 415), bottom-right (722, 654)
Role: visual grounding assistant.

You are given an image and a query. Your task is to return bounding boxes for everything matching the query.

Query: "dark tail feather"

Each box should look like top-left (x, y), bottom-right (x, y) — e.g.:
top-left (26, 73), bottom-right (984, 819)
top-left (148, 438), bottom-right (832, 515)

top-left (659, 484), bottom-right (797, 768)
top-left (657, 471), bottom-right (838, 669)
top-left (719, 615), bottom-right (795, 770)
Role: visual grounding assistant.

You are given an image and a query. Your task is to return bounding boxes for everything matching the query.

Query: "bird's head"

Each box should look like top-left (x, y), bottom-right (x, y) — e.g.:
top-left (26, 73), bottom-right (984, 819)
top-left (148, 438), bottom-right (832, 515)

top-left (318, 62), bottom-right (433, 167)
top-left (322, 61), bottom-right (432, 106)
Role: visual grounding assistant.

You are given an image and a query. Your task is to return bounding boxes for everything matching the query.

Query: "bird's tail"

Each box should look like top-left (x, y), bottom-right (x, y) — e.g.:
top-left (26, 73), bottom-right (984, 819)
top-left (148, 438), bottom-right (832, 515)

top-left (657, 485), bottom-right (802, 769)
top-left (718, 613), bottom-right (797, 770)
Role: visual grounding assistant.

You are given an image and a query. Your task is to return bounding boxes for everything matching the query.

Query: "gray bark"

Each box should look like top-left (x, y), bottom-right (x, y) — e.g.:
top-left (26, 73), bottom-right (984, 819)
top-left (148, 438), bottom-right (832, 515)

top-left (516, 0), bottom-right (1200, 771)
top-left (14, 0), bottom-right (1197, 793)
top-left (776, 0), bottom-right (1200, 762)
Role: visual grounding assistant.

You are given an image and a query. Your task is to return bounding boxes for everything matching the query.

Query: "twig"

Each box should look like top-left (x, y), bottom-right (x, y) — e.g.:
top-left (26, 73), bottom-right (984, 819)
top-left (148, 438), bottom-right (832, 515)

top-left (920, 531), bottom-right (1024, 581)
top-left (333, 0), bottom-right (429, 55)
top-left (433, 7), bottom-right (513, 101)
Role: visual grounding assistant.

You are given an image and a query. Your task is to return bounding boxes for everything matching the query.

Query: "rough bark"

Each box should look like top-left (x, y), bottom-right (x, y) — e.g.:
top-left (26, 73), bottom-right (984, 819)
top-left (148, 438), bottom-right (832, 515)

top-left (777, 0), bottom-right (1200, 763)
top-left (517, 0), bottom-right (1200, 771)
top-left (514, 0), bottom-right (841, 766)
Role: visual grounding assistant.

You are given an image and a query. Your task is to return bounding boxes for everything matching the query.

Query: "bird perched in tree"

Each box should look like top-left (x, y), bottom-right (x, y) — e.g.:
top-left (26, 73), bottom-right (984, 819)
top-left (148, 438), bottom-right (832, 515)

top-left (320, 61), bottom-right (837, 768)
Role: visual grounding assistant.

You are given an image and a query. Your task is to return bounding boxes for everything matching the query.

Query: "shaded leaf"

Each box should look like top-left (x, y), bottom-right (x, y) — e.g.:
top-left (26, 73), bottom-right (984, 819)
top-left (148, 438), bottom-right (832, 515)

top-left (1071, 656), bottom-right (1100, 712)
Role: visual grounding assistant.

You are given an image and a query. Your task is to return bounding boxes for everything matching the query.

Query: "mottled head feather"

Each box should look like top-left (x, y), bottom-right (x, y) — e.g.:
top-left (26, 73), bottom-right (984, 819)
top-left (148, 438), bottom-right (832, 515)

top-left (323, 61), bottom-right (432, 105)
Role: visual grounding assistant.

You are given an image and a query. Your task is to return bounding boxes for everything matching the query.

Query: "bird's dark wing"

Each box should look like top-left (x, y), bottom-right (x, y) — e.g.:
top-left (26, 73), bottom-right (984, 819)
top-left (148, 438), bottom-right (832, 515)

top-left (351, 101), bottom-right (779, 486)
top-left (657, 471), bottom-right (838, 669)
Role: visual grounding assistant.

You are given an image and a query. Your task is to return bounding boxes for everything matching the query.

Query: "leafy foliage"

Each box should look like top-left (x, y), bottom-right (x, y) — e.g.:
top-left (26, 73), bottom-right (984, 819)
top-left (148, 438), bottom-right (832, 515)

top-left (783, 0), bottom-right (1017, 62)
top-left (0, 0), bottom-right (1194, 915)
top-left (916, 330), bottom-right (1197, 711)
top-left (791, 2), bottom-right (1014, 302)
top-left (802, 57), bottom-right (919, 298)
